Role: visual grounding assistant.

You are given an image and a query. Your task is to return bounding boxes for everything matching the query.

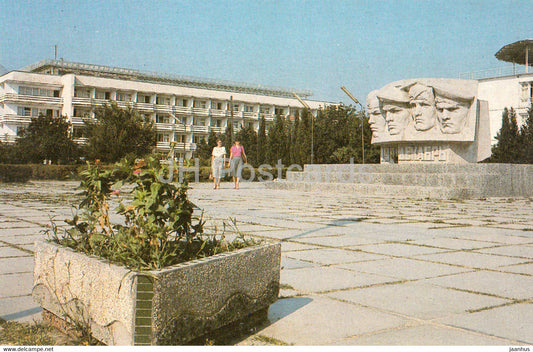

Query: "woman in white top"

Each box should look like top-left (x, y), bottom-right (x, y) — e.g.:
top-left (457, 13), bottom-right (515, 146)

top-left (211, 140), bottom-right (226, 189)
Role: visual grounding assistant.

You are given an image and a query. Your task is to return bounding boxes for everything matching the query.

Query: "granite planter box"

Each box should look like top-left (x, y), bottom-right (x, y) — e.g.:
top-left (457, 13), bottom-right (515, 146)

top-left (32, 240), bottom-right (281, 345)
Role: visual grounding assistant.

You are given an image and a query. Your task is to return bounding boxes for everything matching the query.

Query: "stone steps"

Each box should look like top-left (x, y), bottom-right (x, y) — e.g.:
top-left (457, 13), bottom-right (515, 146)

top-left (265, 181), bottom-right (478, 199)
top-left (271, 163), bottom-right (533, 198)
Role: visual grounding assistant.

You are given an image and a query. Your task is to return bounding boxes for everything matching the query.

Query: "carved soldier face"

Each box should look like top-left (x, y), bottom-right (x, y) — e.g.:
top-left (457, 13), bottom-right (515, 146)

top-left (367, 94), bottom-right (387, 138)
top-left (381, 101), bottom-right (411, 135)
top-left (409, 85), bottom-right (437, 131)
top-left (435, 96), bottom-right (470, 134)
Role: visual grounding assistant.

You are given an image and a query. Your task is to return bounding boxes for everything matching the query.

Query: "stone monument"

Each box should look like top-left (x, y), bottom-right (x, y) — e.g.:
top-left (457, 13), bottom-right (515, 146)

top-left (367, 79), bottom-right (491, 164)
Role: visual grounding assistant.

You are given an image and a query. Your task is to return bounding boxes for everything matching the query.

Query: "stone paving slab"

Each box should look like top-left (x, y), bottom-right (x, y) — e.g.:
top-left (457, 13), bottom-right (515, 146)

top-left (280, 266), bottom-right (398, 293)
top-left (438, 303), bottom-right (533, 344)
top-left (0, 257), bottom-right (34, 275)
top-left (326, 281), bottom-right (509, 320)
top-left (498, 263), bottom-right (533, 275)
top-left (284, 248), bottom-right (387, 265)
top-left (0, 246), bottom-right (32, 258)
top-left (410, 237), bottom-right (503, 250)
top-left (0, 295), bottom-right (42, 323)
top-left (349, 243), bottom-right (451, 257)
top-left (416, 251), bottom-right (529, 269)
top-left (0, 272), bottom-right (34, 298)
top-left (332, 324), bottom-right (516, 345)
top-left (423, 270), bottom-right (533, 300)
top-left (281, 257), bottom-right (317, 270)
top-left (474, 245), bottom-right (533, 258)
top-left (260, 295), bottom-right (416, 345)
top-left (335, 258), bottom-right (472, 281)
top-left (292, 234), bottom-right (387, 247)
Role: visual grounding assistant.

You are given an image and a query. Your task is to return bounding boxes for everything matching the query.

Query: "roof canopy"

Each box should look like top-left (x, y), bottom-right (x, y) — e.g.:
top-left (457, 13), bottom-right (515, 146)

top-left (495, 39), bottom-right (533, 66)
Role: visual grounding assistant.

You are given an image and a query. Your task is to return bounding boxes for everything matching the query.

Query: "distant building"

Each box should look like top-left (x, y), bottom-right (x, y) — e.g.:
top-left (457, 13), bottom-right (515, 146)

top-left (461, 39), bottom-right (533, 144)
top-left (0, 59), bottom-right (329, 158)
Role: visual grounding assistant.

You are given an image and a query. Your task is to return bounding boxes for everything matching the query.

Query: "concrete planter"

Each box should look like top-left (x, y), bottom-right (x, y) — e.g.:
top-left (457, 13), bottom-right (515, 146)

top-left (32, 241), bottom-right (281, 345)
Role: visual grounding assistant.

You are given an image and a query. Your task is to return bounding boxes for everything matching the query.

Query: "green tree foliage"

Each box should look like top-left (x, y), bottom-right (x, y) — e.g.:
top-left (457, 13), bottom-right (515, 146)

top-left (84, 103), bottom-right (156, 162)
top-left (195, 131), bottom-right (219, 163)
top-left (235, 124), bottom-right (257, 165)
top-left (490, 108), bottom-right (521, 163)
top-left (15, 114), bottom-right (79, 164)
top-left (256, 117), bottom-right (267, 165)
top-left (519, 106), bottom-right (533, 163)
top-left (267, 115), bottom-right (289, 164)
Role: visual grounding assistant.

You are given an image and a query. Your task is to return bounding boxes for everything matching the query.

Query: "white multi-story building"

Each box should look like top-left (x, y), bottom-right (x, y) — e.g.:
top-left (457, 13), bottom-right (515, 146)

top-left (462, 39), bottom-right (533, 144)
top-left (0, 59), bottom-right (329, 158)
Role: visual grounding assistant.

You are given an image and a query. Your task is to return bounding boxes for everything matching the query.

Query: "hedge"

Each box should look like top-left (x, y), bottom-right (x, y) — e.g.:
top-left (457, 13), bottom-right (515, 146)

top-left (0, 164), bottom-right (33, 183)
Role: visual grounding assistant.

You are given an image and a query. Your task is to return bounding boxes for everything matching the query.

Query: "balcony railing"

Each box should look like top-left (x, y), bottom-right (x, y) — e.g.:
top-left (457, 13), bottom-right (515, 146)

top-left (0, 114), bottom-right (32, 125)
top-left (0, 134), bottom-right (17, 143)
top-left (0, 93), bottom-right (63, 106)
top-left (459, 65), bottom-right (533, 80)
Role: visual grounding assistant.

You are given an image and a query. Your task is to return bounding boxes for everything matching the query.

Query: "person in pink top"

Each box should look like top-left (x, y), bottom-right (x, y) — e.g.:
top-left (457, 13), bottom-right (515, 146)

top-left (227, 140), bottom-right (247, 189)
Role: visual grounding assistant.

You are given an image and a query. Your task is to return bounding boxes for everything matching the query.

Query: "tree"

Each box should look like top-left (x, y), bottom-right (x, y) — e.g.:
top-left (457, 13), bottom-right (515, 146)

top-left (267, 115), bottom-right (289, 164)
top-left (256, 117), bottom-right (267, 165)
top-left (84, 103), bottom-right (156, 162)
top-left (519, 106), bottom-right (533, 164)
top-left (196, 131), bottom-right (219, 163)
top-left (16, 114), bottom-right (79, 164)
top-left (235, 124), bottom-right (257, 166)
top-left (490, 107), bottom-right (520, 163)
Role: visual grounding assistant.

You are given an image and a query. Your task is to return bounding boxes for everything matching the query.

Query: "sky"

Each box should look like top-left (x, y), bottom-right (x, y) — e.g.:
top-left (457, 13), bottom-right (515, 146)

top-left (0, 0), bottom-right (531, 104)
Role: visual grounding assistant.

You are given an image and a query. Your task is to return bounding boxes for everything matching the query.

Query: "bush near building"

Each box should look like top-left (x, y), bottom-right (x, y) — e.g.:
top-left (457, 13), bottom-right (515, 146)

top-left (0, 164), bottom-right (32, 183)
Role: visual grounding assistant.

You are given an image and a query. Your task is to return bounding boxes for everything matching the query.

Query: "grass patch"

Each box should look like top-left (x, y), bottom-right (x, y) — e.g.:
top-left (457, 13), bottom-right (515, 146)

top-left (253, 335), bottom-right (292, 345)
top-left (0, 318), bottom-right (58, 345)
top-left (279, 283), bottom-right (294, 290)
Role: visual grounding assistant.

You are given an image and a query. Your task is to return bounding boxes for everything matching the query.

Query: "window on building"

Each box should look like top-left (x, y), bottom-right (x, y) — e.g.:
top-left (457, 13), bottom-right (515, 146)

top-left (260, 106), bottom-right (271, 114)
top-left (74, 88), bottom-right (91, 98)
top-left (193, 117), bottom-right (205, 126)
top-left (211, 101), bottom-right (224, 110)
top-left (193, 135), bottom-right (205, 144)
top-left (156, 133), bottom-right (170, 143)
top-left (138, 94), bottom-right (151, 103)
top-left (215, 119), bottom-right (222, 127)
top-left (19, 86), bottom-right (60, 97)
top-left (244, 105), bottom-right (254, 113)
top-left (17, 107), bottom-right (59, 117)
top-left (95, 90), bottom-right (111, 100)
top-left (174, 134), bottom-right (185, 143)
top-left (116, 92), bottom-right (132, 102)
top-left (275, 107), bottom-right (286, 115)
top-left (156, 96), bottom-right (171, 105)
top-left (232, 104), bottom-right (240, 112)
top-left (73, 127), bottom-right (86, 138)
top-left (156, 114), bottom-right (170, 124)
top-left (193, 100), bottom-right (206, 109)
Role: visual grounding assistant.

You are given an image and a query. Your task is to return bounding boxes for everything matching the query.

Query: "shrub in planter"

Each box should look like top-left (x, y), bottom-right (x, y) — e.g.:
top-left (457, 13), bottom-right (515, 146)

top-left (0, 164), bottom-right (32, 183)
top-left (33, 156), bottom-right (280, 345)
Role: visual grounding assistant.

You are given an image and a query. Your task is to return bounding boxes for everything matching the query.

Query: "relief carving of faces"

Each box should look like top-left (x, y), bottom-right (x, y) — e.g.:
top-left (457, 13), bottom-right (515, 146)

top-left (366, 91), bottom-right (387, 138)
top-left (409, 84), bottom-right (437, 131)
top-left (380, 100), bottom-right (411, 135)
top-left (435, 96), bottom-right (470, 134)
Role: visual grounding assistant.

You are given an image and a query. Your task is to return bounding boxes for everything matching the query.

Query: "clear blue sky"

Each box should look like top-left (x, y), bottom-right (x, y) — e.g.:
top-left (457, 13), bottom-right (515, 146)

top-left (0, 0), bottom-right (531, 104)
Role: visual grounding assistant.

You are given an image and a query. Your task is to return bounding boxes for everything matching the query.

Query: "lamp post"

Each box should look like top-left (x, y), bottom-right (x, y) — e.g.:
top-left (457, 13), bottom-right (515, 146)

top-left (340, 86), bottom-right (365, 164)
top-left (292, 92), bottom-right (314, 164)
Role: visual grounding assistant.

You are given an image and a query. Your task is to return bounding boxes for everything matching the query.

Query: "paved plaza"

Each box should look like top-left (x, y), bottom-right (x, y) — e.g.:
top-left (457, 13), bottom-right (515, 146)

top-left (1, 180), bottom-right (533, 345)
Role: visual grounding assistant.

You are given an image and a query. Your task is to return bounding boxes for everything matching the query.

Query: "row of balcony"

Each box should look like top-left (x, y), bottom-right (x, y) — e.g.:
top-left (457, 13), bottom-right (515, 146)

top-left (0, 93), bottom-right (63, 106)
top-left (71, 97), bottom-right (281, 119)
top-left (156, 142), bottom-right (197, 151)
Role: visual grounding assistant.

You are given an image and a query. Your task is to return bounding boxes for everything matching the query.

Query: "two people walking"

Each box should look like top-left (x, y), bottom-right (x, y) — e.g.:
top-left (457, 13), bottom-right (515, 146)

top-left (210, 140), bottom-right (247, 190)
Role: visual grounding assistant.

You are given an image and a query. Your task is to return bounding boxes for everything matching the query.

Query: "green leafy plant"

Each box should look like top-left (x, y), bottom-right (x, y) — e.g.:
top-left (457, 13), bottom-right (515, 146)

top-left (47, 155), bottom-right (260, 270)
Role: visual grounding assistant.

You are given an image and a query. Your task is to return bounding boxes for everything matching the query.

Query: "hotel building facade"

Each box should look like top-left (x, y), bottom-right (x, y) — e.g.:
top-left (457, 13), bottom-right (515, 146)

top-left (0, 59), bottom-right (329, 158)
